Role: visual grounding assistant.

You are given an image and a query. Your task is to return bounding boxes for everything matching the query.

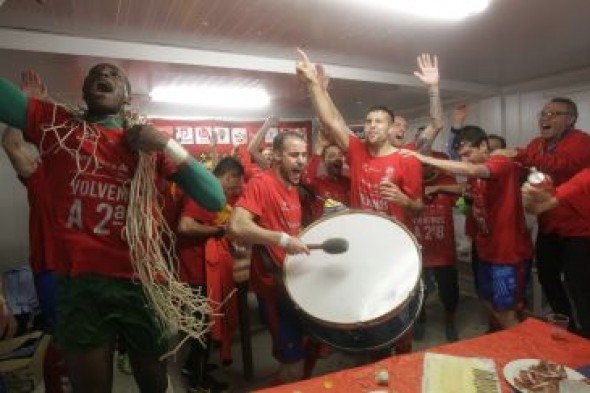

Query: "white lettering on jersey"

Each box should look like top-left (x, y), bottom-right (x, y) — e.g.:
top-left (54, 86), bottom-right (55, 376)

top-left (66, 199), bottom-right (83, 230)
top-left (71, 179), bottom-right (129, 203)
top-left (93, 203), bottom-right (113, 235)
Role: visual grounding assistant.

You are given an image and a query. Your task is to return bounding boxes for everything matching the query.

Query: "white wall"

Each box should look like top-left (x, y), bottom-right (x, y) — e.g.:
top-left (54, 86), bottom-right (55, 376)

top-left (0, 124), bottom-right (30, 273)
top-left (458, 84), bottom-right (590, 149)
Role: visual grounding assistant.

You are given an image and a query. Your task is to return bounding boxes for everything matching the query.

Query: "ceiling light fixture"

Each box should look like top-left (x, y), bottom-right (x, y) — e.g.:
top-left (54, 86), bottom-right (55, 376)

top-left (357, 0), bottom-right (491, 21)
top-left (150, 85), bottom-right (271, 109)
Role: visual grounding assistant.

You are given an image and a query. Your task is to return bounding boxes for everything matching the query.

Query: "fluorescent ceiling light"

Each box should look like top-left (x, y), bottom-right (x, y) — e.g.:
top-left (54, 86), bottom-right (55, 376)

top-left (150, 85), bottom-right (270, 109)
top-left (357, 0), bottom-right (491, 21)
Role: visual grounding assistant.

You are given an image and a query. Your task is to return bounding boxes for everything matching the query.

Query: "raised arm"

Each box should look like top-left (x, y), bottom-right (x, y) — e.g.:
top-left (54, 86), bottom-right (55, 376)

top-left (413, 53), bottom-right (444, 154)
top-left (1, 127), bottom-right (38, 178)
top-left (1, 70), bottom-right (48, 178)
top-left (296, 48), bottom-right (352, 151)
top-left (208, 129), bottom-right (219, 168)
top-left (248, 115), bottom-right (278, 169)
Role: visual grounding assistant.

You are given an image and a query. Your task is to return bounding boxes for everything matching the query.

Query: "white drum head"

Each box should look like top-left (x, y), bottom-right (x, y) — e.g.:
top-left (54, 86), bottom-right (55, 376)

top-left (284, 212), bottom-right (421, 325)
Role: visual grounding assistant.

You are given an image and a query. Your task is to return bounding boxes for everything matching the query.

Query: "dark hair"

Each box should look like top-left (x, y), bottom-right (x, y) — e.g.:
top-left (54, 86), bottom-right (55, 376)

top-left (321, 143), bottom-right (341, 159)
top-left (272, 130), bottom-right (305, 151)
top-left (213, 156), bottom-right (244, 177)
top-left (455, 125), bottom-right (488, 149)
top-left (550, 97), bottom-right (578, 125)
top-left (366, 105), bottom-right (395, 123)
top-left (487, 134), bottom-right (506, 149)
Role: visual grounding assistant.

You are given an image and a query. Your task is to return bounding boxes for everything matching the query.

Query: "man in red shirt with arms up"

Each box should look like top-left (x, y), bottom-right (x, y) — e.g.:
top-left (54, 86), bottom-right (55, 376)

top-left (228, 131), bottom-right (309, 384)
top-left (296, 49), bottom-right (422, 358)
top-left (405, 126), bottom-right (533, 329)
top-left (0, 64), bottom-right (225, 393)
top-left (522, 169), bottom-right (590, 338)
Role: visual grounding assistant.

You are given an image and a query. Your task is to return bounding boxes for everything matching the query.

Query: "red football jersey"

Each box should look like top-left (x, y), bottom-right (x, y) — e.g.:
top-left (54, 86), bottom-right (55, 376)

top-left (301, 155), bottom-right (350, 222)
top-left (544, 168), bottom-right (590, 237)
top-left (470, 155), bottom-right (533, 264)
top-left (515, 129), bottom-right (590, 233)
top-left (346, 135), bottom-right (422, 229)
top-left (22, 165), bottom-right (56, 274)
top-left (26, 99), bottom-right (175, 278)
top-left (176, 197), bottom-right (221, 285)
top-left (414, 174), bottom-right (458, 267)
top-left (235, 170), bottom-right (301, 295)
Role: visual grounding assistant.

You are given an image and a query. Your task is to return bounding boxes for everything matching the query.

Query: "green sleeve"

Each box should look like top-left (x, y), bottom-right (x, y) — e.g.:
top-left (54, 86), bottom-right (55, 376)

top-left (0, 78), bottom-right (28, 130)
top-left (169, 159), bottom-right (226, 211)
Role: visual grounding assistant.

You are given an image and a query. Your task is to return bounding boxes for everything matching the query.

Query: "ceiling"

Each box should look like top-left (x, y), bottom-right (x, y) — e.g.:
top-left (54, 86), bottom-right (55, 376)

top-left (0, 0), bottom-right (589, 121)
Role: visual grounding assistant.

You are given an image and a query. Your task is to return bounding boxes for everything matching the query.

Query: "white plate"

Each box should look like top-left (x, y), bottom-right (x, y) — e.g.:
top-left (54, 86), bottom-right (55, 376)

top-left (503, 358), bottom-right (586, 392)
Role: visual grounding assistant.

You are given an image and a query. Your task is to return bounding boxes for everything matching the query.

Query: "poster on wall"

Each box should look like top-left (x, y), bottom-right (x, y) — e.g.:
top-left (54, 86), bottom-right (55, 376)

top-left (174, 126), bottom-right (194, 145)
top-left (213, 127), bottom-right (231, 144)
top-left (231, 127), bottom-right (248, 145)
top-left (151, 119), bottom-right (312, 158)
top-left (194, 127), bottom-right (212, 145)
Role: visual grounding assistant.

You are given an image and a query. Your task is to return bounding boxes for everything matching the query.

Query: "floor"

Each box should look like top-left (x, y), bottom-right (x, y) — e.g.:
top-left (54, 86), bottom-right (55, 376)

top-left (111, 260), bottom-right (525, 393)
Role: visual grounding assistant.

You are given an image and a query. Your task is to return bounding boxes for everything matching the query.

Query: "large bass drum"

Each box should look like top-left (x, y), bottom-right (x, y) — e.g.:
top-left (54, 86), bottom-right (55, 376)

top-left (284, 211), bottom-right (423, 352)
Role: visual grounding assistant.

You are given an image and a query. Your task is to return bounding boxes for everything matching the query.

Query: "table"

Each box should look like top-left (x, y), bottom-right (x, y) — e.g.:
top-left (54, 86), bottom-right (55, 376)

top-left (256, 318), bottom-right (590, 392)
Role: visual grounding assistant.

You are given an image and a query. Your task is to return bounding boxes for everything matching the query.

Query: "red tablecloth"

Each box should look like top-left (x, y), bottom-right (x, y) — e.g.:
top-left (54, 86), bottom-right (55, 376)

top-left (257, 318), bottom-right (590, 392)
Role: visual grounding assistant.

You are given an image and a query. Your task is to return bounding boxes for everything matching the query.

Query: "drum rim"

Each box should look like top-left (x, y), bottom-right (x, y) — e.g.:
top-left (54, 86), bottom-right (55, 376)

top-left (284, 209), bottom-right (422, 329)
top-left (307, 281), bottom-right (425, 352)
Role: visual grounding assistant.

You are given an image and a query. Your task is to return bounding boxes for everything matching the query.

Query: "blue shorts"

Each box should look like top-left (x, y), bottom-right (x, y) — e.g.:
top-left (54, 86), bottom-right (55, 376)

top-left (476, 260), bottom-right (531, 312)
top-left (34, 271), bottom-right (58, 333)
top-left (257, 296), bottom-right (304, 363)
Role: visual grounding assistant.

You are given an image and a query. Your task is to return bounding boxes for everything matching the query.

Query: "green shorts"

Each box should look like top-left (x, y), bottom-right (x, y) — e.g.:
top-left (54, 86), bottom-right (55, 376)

top-left (55, 275), bottom-right (169, 356)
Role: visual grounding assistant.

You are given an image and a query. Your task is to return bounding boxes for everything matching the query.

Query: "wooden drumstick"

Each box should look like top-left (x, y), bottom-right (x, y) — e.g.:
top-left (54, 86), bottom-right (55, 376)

top-left (306, 238), bottom-right (349, 254)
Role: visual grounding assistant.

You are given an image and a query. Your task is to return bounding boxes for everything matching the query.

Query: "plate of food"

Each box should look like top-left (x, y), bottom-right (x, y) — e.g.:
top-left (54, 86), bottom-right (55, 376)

top-left (503, 359), bottom-right (588, 392)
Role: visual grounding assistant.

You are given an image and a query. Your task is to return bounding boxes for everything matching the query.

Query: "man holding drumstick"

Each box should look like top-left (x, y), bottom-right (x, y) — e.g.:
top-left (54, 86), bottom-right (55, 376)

top-left (228, 131), bottom-right (310, 385)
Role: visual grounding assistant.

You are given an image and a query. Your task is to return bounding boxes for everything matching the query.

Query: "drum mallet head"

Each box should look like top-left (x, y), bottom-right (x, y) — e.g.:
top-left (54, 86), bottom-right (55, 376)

top-left (307, 238), bottom-right (349, 254)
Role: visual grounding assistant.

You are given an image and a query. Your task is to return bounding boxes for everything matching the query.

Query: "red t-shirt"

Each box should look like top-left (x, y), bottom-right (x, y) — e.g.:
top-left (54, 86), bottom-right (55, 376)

top-left (234, 170), bottom-right (301, 295)
top-left (515, 129), bottom-right (590, 233)
top-left (301, 155), bottom-right (350, 222)
top-left (470, 156), bottom-right (533, 264)
top-left (414, 174), bottom-right (458, 267)
top-left (22, 165), bottom-right (56, 274)
top-left (543, 168), bottom-right (590, 237)
top-left (176, 197), bottom-right (230, 285)
top-left (346, 135), bottom-right (422, 229)
top-left (25, 99), bottom-right (175, 278)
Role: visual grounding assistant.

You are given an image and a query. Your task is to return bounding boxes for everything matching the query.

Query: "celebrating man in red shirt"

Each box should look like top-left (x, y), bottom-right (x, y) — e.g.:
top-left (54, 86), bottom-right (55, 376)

top-left (296, 49), bottom-right (422, 358)
top-left (405, 126), bottom-right (533, 329)
top-left (228, 131), bottom-right (309, 384)
top-left (522, 168), bottom-right (590, 338)
top-left (0, 64), bottom-right (225, 393)
top-left (413, 152), bottom-right (460, 342)
top-left (495, 97), bottom-right (590, 334)
top-left (301, 130), bottom-right (350, 223)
